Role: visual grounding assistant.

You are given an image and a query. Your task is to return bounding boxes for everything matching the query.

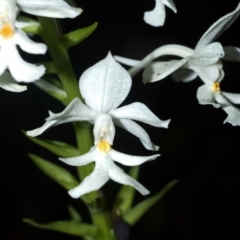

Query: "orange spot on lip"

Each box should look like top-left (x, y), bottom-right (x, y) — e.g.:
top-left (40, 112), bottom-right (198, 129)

top-left (97, 140), bottom-right (111, 153)
top-left (0, 24), bottom-right (14, 39)
top-left (212, 82), bottom-right (220, 92)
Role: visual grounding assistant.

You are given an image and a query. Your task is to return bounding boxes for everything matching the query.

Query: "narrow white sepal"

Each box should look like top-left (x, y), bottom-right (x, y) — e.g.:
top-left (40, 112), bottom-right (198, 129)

top-left (17, 0), bottom-right (83, 19)
top-left (110, 102), bottom-right (170, 128)
top-left (108, 161), bottom-right (150, 195)
top-left (26, 120), bottom-right (58, 137)
top-left (14, 29), bottom-right (47, 54)
top-left (221, 92), bottom-right (240, 104)
top-left (113, 118), bottom-right (159, 151)
top-left (109, 149), bottom-right (159, 166)
top-left (196, 3), bottom-right (240, 49)
top-left (59, 150), bottom-right (95, 166)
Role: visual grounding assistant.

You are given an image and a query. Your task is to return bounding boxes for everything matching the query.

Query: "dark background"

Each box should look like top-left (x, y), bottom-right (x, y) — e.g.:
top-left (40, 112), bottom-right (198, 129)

top-left (1, 0), bottom-right (240, 239)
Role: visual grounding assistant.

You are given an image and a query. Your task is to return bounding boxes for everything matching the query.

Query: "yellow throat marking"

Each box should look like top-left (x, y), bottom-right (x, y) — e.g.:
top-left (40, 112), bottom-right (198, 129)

top-left (0, 24), bottom-right (14, 39)
top-left (212, 82), bottom-right (220, 92)
top-left (97, 140), bottom-right (111, 153)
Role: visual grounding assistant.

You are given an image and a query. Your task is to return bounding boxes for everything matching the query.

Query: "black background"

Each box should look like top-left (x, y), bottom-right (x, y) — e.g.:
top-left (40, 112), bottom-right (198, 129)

top-left (1, 0), bottom-right (240, 239)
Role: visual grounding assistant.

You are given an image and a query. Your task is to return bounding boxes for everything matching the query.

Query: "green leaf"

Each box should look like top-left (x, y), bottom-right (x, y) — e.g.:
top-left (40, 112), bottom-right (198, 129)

top-left (19, 16), bottom-right (41, 35)
top-left (113, 166), bottom-right (139, 215)
top-left (123, 179), bottom-right (179, 225)
top-left (23, 218), bottom-right (99, 237)
top-left (28, 154), bottom-right (79, 190)
top-left (25, 134), bottom-right (81, 158)
top-left (61, 22), bottom-right (98, 49)
top-left (68, 205), bottom-right (82, 221)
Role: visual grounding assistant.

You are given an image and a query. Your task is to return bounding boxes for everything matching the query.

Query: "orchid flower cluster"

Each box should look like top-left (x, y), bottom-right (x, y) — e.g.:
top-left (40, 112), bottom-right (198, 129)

top-left (27, 52), bottom-right (170, 198)
top-left (116, 3), bottom-right (240, 126)
top-left (1, 0), bottom-right (240, 239)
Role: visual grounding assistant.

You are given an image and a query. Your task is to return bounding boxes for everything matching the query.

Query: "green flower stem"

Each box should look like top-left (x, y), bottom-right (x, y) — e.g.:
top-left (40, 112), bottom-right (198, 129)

top-left (38, 17), bottom-right (81, 104)
top-left (38, 17), bottom-right (116, 240)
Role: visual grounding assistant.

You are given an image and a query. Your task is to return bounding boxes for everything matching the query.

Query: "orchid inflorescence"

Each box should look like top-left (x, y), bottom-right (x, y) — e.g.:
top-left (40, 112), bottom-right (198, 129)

top-left (1, 0), bottom-right (240, 239)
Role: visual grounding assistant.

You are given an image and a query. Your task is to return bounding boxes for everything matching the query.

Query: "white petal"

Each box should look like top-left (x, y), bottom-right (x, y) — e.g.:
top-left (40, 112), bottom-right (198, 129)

top-left (128, 45), bottom-right (194, 77)
top-left (0, 71), bottom-right (27, 92)
top-left (17, 0), bottom-right (82, 18)
top-left (162, 0), bottom-right (177, 13)
top-left (196, 3), bottom-right (240, 49)
top-left (68, 160), bottom-right (109, 198)
top-left (80, 52), bottom-right (132, 112)
top-left (223, 46), bottom-right (240, 62)
top-left (27, 98), bottom-right (96, 137)
top-left (190, 64), bottom-right (221, 84)
top-left (144, 0), bottom-right (166, 27)
top-left (215, 92), bottom-right (231, 105)
top-left (196, 84), bottom-right (220, 108)
top-left (47, 98), bottom-right (96, 122)
top-left (26, 119), bottom-right (57, 137)
top-left (190, 42), bottom-right (224, 66)
top-left (114, 55), bottom-right (144, 67)
top-left (110, 102), bottom-right (170, 128)
top-left (93, 113), bottom-right (115, 145)
top-left (59, 149), bottom-right (96, 166)
top-left (221, 92), bottom-right (240, 105)
top-left (14, 29), bottom-right (47, 54)
top-left (221, 105), bottom-right (240, 126)
top-left (108, 161), bottom-right (149, 195)
top-left (6, 42), bottom-right (45, 82)
top-left (113, 118), bottom-right (159, 151)
top-left (171, 68), bottom-right (198, 82)
top-left (109, 149), bottom-right (159, 166)
top-left (143, 58), bottom-right (189, 83)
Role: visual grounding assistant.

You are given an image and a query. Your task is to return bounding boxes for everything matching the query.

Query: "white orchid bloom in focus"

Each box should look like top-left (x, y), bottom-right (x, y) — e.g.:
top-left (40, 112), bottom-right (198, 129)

top-left (27, 53), bottom-right (170, 151)
top-left (144, 0), bottom-right (177, 27)
top-left (0, 0), bottom-right (82, 84)
top-left (197, 64), bottom-right (240, 126)
top-left (59, 140), bottom-right (160, 198)
top-left (115, 3), bottom-right (240, 84)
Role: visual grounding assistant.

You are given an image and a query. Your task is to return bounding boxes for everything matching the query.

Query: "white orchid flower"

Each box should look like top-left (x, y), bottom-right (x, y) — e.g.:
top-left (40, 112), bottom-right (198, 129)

top-left (115, 3), bottom-right (240, 84)
top-left (0, 0), bottom-right (47, 82)
top-left (197, 64), bottom-right (240, 126)
top-left (144, 0), bottom-right (177, 27)
top-left (0, 0), bottom-right (82, 84)
top-left (59, 139), bottom-right (160, 198)
top-left (27, 53), bottom-right (170, 151)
